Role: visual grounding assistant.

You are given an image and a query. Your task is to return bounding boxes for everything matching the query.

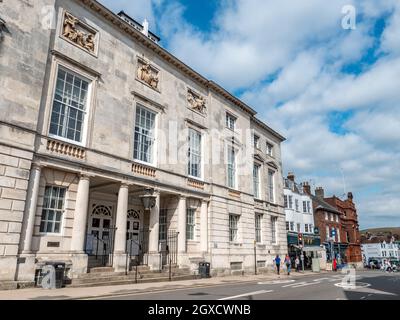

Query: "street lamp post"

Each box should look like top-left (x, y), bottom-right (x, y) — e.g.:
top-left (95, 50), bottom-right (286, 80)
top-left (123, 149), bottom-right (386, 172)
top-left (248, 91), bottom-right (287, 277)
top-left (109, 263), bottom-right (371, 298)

top-left (299, 233), bottom-right (304, 272)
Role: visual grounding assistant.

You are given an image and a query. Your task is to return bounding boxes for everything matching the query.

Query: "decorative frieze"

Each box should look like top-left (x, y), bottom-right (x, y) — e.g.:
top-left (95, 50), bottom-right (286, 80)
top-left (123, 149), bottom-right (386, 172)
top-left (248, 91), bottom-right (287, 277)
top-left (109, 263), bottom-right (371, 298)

top-left (187, 89), bottom-right (207, 115)
top-left (62, 12), bottom-right (97, 54)
top-left (46, 139), bottom-right (86, 160)
top-left (132, 162), bottom-right (156, 178)
top-left (136, 58), bottom-right (160, 90)
top-left (187, 178), bottom-right (205, 190)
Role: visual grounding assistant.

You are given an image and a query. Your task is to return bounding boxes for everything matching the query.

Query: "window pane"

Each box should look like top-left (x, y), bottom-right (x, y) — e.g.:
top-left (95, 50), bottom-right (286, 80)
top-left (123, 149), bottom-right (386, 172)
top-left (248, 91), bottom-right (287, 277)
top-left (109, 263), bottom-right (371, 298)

top-left (134, 106), bottom-right (156, 163)
top-left (40, 186), bottom-right (65, 234)
top-left (188, 129), bottom-right (202, 178)
top-left (50, 68), bottom-right (89, 142)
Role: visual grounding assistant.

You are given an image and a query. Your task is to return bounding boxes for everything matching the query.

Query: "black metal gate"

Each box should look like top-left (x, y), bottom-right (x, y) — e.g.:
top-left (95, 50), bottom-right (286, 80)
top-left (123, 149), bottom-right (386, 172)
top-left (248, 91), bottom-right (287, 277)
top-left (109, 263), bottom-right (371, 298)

top-left (126, 229), bottom-right (149, 270)
top-left (85, 226), bottom-right (117, 267)
top-left (161, 230), bottom-right (179, 267)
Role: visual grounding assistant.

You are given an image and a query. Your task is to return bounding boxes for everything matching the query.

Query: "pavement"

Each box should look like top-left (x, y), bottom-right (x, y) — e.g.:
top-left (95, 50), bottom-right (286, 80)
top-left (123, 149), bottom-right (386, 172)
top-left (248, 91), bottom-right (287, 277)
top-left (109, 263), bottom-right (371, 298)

top-left (0, 270), bottom-right (325, 300)
top-left (99, 270), bottom-right (400, 301)
top-left (0, 270), bottom-right (398, 300)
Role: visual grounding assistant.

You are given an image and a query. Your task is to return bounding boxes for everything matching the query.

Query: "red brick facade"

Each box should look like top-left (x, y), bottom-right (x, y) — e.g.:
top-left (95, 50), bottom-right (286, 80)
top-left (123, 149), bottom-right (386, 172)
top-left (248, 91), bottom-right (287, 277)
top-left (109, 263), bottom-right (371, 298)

top-left (304, 183), bottom-right (363, 264)
top-left (324, 193), bottom-right (363, 264)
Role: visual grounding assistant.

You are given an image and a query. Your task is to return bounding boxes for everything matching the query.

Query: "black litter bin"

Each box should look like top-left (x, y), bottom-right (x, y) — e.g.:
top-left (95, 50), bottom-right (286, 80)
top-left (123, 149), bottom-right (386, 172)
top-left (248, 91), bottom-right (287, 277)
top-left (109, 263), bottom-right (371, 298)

top-left (40, 262), bottom-right (66, 289)
top-left (199, 262), bottom-right (211, 278)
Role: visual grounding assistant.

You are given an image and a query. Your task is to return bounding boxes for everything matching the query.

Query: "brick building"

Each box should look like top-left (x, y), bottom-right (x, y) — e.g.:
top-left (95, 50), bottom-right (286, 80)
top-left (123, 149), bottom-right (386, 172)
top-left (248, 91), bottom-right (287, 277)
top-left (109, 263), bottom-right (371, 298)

top-left (306, 185), bottom-right (346, 262)
top-left (325, 193), bottom-right (363, 266)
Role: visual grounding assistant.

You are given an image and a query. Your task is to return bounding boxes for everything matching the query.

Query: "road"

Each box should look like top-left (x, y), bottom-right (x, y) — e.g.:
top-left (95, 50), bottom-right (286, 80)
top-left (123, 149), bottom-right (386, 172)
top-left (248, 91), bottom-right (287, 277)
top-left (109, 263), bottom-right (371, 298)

top-left (96, 271), bottom-right (400, 300)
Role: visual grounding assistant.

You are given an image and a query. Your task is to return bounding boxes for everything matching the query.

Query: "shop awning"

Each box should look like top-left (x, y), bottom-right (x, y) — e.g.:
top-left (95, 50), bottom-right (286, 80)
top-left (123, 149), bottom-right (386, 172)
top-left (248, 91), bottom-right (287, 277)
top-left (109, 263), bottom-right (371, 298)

top-left (302, 246), bottom-right (325, 252)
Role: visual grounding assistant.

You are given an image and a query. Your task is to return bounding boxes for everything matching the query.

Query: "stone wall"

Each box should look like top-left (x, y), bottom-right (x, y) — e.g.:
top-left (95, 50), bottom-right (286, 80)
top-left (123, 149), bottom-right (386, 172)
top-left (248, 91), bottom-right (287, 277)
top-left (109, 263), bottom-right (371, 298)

top-left (0, 144), bottom-right (33, 280)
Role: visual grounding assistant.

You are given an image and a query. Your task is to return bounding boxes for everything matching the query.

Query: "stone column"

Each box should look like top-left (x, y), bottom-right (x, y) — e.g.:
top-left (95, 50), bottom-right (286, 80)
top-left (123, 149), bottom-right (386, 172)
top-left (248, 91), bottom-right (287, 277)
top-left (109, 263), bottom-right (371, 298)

top-left (177, 195), bottom-right (187, 253)
top-left (147, 192), bottom-right (160, 270)
top-left (17, 164), bottom-right (41, 282)
top-left (200, 200), bottom-right (209, 254)
top-left (70, 175), bottom-right (90, 276)
top-left (114, 184), bottom-right (129, 253)
top-left (113, 184), bottom-right (129, 271)
top-left (21, 164), bottom-right (41, 254)
top-left (71, 175), bottom-right (90, 252)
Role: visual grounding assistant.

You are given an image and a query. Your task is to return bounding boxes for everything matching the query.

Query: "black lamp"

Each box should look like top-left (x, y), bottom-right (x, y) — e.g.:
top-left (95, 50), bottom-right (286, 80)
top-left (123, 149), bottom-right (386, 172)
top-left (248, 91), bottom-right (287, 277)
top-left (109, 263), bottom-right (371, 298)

top-left (140, 188), bottom-right (157, 210)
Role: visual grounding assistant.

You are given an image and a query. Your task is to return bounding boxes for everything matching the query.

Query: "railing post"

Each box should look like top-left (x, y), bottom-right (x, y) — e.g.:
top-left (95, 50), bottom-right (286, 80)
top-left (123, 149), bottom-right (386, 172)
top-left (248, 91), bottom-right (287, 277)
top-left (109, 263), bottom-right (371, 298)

top-left (135, 258), bottom-right (138, 284)
top-left (169, 254), bottom-right (172, 281)
top-left (95, 236), bottom-right (99, 260)
top-left (125, 235), bottom-right (130, 276)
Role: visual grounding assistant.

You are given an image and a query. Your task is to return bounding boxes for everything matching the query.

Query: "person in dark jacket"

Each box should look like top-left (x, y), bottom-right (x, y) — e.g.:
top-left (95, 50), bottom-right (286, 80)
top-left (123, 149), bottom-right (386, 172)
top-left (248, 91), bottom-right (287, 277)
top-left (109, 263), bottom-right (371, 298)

top-left (284, 255), bottom-right (292, 275)
top-left (274, 255), bottom-right (281, 275)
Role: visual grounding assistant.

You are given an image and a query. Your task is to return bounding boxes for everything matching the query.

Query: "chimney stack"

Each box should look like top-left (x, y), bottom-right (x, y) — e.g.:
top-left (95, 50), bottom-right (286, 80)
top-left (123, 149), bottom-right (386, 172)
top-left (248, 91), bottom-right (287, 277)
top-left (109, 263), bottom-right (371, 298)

top-left (142, 18), bottom-right (149, 37)
top-left (315, 187), bottom-right (325, 199)
top-left (303, 182), bottom-right (311, 195)
top-left (347, 192), bottom-right (354, 202)
top-left (287, 172), bottom-right (295, 182)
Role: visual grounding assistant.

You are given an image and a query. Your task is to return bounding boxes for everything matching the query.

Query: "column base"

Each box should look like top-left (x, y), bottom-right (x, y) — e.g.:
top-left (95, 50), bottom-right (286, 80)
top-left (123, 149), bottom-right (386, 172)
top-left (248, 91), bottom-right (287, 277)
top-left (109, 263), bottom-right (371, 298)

top-left (16, 254), bottom-right (36, 282)
top-left (177, 253), bottom-right (190, 268)
top-left (113, 253), bottom-right (129, 273)
top-left (147, 252), bottom-right (162, 271)
top-left (70, 253), bottom-right (88, 278)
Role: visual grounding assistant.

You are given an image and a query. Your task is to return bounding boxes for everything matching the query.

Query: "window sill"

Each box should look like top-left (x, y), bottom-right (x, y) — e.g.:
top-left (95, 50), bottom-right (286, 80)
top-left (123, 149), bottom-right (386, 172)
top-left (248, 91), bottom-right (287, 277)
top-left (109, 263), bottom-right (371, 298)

top-left (188, 175), bottom-right (204, 182)
top-left (133, 159), bottom-right (157, 169)
top-left (38, 232), bottom-right (63, 237)
top-left (48, 134), bottom-right (85, 148)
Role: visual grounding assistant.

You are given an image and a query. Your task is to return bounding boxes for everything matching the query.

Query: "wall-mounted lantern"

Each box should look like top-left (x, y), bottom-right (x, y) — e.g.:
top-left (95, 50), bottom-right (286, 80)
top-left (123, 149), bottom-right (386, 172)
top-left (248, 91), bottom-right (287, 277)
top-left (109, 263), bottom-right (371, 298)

top-left (140, 188), bottom-right (157, 210)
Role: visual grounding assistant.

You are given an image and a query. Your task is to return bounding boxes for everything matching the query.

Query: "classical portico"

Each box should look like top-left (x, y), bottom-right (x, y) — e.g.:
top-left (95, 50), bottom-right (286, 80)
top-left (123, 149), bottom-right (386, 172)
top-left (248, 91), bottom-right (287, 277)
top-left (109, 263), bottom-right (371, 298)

top-left (15, 163), bottom-right (211, 278)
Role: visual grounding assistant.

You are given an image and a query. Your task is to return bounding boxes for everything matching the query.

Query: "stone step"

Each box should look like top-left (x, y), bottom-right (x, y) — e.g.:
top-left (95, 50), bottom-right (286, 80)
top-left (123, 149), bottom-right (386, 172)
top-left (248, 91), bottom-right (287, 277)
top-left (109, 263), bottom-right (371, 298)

top-left (69, 274), bottom-right (200, 288)
top-left (77, 271), bottom-right (126, 279)
top-left (77, 269), bottom-right (191, 280)
top-left (89, 267), bottom-right (115, 273)
top-left (0, 281), bottom-right (18, 291)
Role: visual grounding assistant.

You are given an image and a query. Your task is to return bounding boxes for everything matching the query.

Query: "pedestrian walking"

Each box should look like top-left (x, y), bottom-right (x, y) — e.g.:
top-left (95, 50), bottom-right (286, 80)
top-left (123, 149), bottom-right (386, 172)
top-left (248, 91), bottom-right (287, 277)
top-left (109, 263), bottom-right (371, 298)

top-left (295, 256), bottom-right (300, 272)
top-left (274, 255), bottom-right (281, 275)
top-left (333, 257), bottom-right (337, 272)
top-left (284, 254), bottom-right (292, 275)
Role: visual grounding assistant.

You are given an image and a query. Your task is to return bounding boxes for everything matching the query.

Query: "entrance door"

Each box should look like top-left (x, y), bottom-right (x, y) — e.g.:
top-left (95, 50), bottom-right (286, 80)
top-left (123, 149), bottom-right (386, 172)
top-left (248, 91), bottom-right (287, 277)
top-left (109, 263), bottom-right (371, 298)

top-left (126, 209), bottom-right (141, 257)
top-left (86, 202), bottom-right (115, 264)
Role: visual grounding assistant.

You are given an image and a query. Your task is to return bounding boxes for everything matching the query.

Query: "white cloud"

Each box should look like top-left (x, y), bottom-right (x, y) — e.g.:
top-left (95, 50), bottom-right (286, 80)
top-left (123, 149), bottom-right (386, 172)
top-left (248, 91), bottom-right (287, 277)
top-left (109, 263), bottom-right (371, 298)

top-left (98, 0), bottom-right (400, 228)
top-left (98, 0), bottom-right (163, 30)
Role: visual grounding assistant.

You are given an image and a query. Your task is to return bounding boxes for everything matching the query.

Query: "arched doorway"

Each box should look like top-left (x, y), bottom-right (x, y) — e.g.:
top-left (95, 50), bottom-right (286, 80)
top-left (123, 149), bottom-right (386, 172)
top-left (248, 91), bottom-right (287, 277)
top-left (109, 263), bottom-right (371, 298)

top-left (86, 202), bottom-right (116, 264)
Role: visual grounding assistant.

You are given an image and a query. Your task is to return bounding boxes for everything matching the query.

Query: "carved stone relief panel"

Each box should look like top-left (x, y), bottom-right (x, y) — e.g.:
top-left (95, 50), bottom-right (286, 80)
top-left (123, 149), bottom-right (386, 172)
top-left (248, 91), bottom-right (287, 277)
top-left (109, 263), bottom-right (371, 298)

top-left (61, 11), bottom-right (98, 55)
top-left (187, 88), bottom-right (207, 115)
top-left (136, 58), bottom-right (160, 91)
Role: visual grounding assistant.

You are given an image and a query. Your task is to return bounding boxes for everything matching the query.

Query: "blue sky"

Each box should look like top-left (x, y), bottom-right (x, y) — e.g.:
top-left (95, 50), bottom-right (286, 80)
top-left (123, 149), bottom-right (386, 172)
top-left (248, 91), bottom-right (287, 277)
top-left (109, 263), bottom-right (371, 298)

top-left (100, 0), bottom-right (400, 229)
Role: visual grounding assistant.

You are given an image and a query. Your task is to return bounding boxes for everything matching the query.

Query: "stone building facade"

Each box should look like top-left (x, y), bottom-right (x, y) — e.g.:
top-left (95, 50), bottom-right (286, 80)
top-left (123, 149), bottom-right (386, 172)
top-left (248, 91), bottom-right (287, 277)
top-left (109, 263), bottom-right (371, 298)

top-left (0, 0), bottom-right (287, 285)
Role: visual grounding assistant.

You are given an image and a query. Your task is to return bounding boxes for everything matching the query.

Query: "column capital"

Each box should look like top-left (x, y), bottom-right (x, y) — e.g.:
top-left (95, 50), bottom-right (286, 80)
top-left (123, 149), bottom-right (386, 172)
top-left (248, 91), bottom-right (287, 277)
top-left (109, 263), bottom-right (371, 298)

top-left (119, 182), bottom-right (130, 189)
top-left (31, 163), bottom-right (42, 171)
top-left (78, 173), bottom-right (91, 181)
